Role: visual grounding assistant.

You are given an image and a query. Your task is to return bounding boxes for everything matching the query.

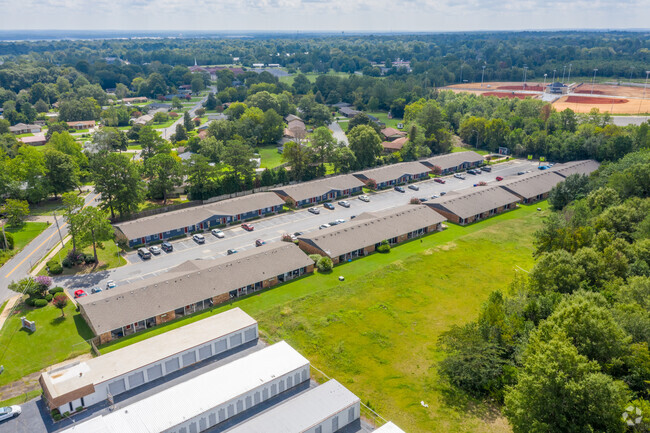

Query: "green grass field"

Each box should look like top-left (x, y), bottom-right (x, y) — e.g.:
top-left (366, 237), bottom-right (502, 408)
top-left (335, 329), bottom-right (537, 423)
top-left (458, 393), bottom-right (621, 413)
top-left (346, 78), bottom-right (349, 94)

top-left (279, 71), bottom-right (352, 86)
top-left (99, 202), bottom-right (547, 432)
top-left (41, 241), bottom-right (126, 276)
top-left (0, 222), bottom-right (50, 267)
top-left (258, 146), bottom-right (284, 169)
top-left (452, 145), bottom-right (490, 155)
top-left (0, 302), bottom-right (94, 388)
top-left (366, 111), bottom-right (404, 129)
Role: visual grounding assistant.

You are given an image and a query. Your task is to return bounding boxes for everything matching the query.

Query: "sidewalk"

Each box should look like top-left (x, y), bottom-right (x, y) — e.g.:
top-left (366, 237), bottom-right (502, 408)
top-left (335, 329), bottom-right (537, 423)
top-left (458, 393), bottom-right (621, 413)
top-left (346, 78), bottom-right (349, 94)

top-left (0, 294), bottom-right (21, 332)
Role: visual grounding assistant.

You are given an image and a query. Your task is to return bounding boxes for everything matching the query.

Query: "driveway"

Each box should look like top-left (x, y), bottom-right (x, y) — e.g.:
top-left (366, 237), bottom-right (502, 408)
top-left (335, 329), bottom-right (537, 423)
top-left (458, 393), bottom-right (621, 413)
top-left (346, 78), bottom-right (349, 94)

top-left (329, 120), bottom-right (348, 146)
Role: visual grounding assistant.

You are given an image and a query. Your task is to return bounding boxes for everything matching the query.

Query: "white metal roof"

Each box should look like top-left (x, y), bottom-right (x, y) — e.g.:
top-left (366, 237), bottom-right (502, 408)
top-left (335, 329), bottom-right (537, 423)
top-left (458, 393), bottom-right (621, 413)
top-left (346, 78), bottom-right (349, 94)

top-left (374, 421), bottom-right (408, 432)
top-left (224, 379), bottom-right (359, 433)
top-left (41, 308), bottom-right (257, 401)
top-left (59, 341), bottom-right (309, 433)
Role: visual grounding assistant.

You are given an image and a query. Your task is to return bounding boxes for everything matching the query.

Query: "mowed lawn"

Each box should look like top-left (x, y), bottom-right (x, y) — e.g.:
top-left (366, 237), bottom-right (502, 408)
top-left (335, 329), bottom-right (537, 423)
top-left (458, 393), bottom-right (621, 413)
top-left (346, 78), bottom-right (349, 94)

top-left (0, 222), bottom-right (50, 267)
top-left (258, 146), bottom-right (284, 169)
top-left (99, 202), bottom-right (547, 432)
top-left (0, 302), bottom-right (94, 388)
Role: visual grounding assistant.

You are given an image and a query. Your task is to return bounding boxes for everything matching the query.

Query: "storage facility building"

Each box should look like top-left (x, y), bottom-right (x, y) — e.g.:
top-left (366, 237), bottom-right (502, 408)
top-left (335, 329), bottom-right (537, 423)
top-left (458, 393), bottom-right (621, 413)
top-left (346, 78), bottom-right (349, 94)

top-left (298, 205), bottom-right (446, 263)
top-left (425, 187), bottom-right (521, 225)
top-left (78, 243), bottom-right (314, 343)
top-left (114, 192), bottom-right (284, 247)
top-left (40, 309), bottom-right (257, 414)
top-left (353, 161), bottom-right (431, 189)
top-left (225, 379), bottom-right (360, 433)
top-left (419, 151), bottom-right (484, 174)
top-left (271, 175), bottom-right (365, 207)
top-left (59, 341), bottom-right (311, 433)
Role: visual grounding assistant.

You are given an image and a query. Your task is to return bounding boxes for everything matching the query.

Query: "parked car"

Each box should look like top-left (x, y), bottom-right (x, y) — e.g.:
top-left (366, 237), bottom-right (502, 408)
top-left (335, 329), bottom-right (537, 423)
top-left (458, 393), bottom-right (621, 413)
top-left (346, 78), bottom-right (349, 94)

top-left (358, 195), bottom-right (370, 202)
top-left (454, 173), bottom-right (466, 180)
top-left (338, 200), bottom-right (350, 208)
top-left (481, 166), bottom-right (492, 172)
top-left (517, 171), bottom-right (526, 175)
top-left (329, 220), bottom-right (340, 226)
top-left (255, 239), bottom-right (266, 247)
top-left (538, 165), bottom-right (550, 170)
top-left (467, 169), bottom-right (478, 175)
top-left (431, 194), bottom-right (439, 199)
top-left (308, 207), bottom-right (320, 214)
top-left (161, 242), bottom-right (173, 252)
top-left (148, 245), bottom-right (161, 255)
top-left (137, 247), bottom-right (152, 259)
top-left (106, 280), bottom-right (116, 289)
top-left (319, 224), bottom-right (331, 230)
top-left (394, 186), bottom-right (405, 193)
top-left (336, 218), bottom-right (346, 224)
top-left (294, 231), bottom-right (304, 237)
top-left (350, 215), bottom-right (357, 219)
top-left (192, 234), bottom-right (205, 244)
top-left (324, 202), bottom-right (335, 210)
top-left (419, 197), bottom-right (428, 202)
top-left (408, 184), bottom-right (419, 191)
top-left (0, 405), bottom-right (21, 422)
top-left (440, 191), bottom-right (447, 196)
top-left (227, 249), bottom-right (237, 255)
top-left (211, 229), bottom-right (225, 238)
top-left (496, 176), bottom-right (504, 181)
top-left (434, 178), bottom-right (446, 184)
top-left (241, 223), bottom-right (254, 231)
top-left (74, 289), bottom-right (87, 299)
top-left (91, 287), bottom-right (102, 294)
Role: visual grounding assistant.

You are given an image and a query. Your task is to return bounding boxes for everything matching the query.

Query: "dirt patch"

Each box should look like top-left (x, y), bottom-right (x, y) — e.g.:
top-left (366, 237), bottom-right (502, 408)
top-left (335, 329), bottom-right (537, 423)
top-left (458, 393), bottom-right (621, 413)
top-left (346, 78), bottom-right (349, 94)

top-left (573, 89), bottom-right (606, 95)
top-left (482, 92), bottom-right (530, 99)
top-left (498, 85), bottom-right (544, 92)
top-left (566, 96), bottom-right (628, 104)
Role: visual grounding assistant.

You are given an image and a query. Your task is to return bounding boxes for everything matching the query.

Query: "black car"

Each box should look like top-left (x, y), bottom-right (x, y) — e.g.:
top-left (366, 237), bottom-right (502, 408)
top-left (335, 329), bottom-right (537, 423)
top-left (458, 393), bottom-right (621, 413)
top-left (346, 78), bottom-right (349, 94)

top-left (161, 242), bottom-right (173, 252)
top-left (467, 169), bottom-right (478, 175)
top-left (227, 249), bottom-right (237, 255)
top-left (419, 197), bottom-right (428, 202)
top-left (294, 231), bottom-right (304, 237)
top-left (394, 186), bottom-right (405, 193)
top-left (481, 166), bottom-right (492, 172)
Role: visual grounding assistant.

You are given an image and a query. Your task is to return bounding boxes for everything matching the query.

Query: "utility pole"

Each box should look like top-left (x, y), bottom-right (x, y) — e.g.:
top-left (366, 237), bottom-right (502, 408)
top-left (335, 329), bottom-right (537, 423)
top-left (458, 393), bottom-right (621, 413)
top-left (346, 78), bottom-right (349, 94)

top-left (481, 65), bottom-right (486, 88)
top-left (523, 65), bottom-right (528, 89)
top-left (567, 63), bottom-right (572, 85)
top-left (591, 68), bottom-right (598, 95)
top-left (459, 64), bottom-right (463, 84)
top-left (52, 211), bottom-right (65, 267)
top-left (552, 69), bottom-right (556, 82)
top-left (562, 65), bottom-right (566, 83)
top-left (543, 74), bottom-right (548, 91)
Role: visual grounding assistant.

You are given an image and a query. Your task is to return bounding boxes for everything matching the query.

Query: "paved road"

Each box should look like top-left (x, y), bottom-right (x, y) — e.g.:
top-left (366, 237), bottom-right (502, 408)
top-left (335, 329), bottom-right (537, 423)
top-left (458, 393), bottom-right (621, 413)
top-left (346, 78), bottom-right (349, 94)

top-left (329, 120), bottom-right (348, 145)
top-left (55, 160), bottom-right (539, 293)
top-left (611, 115), bottom-right (650, 126)
top-left (158, 88), bottom-right (214, 140)
top-left (0, 190), bottom-right (99, 304)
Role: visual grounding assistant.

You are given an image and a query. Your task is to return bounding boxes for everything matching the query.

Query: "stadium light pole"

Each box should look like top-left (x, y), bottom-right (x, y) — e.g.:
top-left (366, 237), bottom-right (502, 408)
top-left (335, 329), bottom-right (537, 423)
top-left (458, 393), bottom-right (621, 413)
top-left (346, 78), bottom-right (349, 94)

top-left (591, 68), bottom-right (598, 95)
top-left (562, 65), bottom-right (567, 83)
top-left (543, 73), bottom-right (548, 91)
top-left (481, 65), bottom-right (486, 88)
top-left (523, 65), bottom-right (528, 89)
top-left (552, 69), bottom-right (556, 82)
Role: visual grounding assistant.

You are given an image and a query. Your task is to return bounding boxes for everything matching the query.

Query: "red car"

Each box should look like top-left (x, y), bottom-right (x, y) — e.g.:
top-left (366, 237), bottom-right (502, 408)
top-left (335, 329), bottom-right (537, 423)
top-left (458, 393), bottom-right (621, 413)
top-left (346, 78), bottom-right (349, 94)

top-left (74, 289), bottom-right (87, 299)
top-left (496, 176), bottom-right (504, 181)
top-left (241, 223), bottom-right (254, 231)
top-left (434, 178), bottom-right (446, 184)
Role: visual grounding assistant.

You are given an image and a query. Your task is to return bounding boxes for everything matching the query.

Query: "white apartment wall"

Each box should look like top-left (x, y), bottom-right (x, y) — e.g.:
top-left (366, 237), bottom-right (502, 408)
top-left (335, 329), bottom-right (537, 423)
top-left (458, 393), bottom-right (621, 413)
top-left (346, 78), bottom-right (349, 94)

top-left (165, 365), bottom-right (310, 433)
top-left (57, 324), bottom-right (258, 414)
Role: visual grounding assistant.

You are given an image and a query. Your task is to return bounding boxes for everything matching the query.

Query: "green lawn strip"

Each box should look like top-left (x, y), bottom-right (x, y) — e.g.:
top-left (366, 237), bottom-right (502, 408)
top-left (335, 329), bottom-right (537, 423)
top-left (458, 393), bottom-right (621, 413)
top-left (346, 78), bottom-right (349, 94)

top-left (366, 111), bottom-right (403, 129)
top-left (40, 241), bottom-right (126, 276)
top-left (0, 390), bottom-right (41, 407)
top-left (0, 302), bottom-right (94, 388)
top-left (0, 222), bottom-right (50, 268)
top-left (16, 133), bottom-right (34, 138)
top-left (136, 197), bottom-right (190, 212)
top-left (29, 199), bottom-right (64, 216)
top-left (71, 129), bottom-right (90, 134)
top-left (127, 144), bottom-right (142, 150)
top-left (152, 118), bottom-right (178, 129)
top-left (258, 146), bottom-right (284, 169)
top-left (451, 146), bottom-right (490, 155)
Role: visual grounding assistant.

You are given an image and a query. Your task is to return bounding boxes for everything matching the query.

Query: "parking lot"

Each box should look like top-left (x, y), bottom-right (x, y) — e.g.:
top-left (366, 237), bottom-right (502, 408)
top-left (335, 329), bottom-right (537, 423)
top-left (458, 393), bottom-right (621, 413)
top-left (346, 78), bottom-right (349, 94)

top-left (56, 159), bottom-right (540, 294)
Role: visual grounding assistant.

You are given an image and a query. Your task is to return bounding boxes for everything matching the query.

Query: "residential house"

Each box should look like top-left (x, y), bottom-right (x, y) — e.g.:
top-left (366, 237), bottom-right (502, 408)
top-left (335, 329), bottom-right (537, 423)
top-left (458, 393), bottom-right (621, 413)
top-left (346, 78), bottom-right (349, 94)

top-left (381, 136), bottom-right (408, 153)
top-left (77, 243), bottom-right (314, 343)
top-left (144, 102), bottom-right (171, 112)
top-left (339, 107), bottom-right (360, 118)
top-left (19, 136), bottom-right (47, 146)
top-left (381, 127), bottom-right (407, 141)
top-left (122, 97), bottom-right (148, 104)
top-left (66, 120), bottom-right (96, 130)
top-left (424, 186), bottom-right (521, 225)
top-left (420, 151), bottom-right (485, 174)
top-left (114, 192), bottom-right (285, 247)
top-left (298, 205), bottom-right (446, 263)
top-left (9, 123), bottom-right (42, 134)
top-left (271, 175), bottom-right (365, 207)
top-left (353, 161), bottom-right (430, 189)
top-left (133, 114), bottom-right (153, 126)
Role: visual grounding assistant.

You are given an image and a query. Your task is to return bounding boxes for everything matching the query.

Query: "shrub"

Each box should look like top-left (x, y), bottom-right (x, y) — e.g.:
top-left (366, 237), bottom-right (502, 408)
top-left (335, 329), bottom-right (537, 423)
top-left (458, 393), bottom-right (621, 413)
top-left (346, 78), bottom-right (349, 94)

top-left (25, 297), bottom-right (36, 307)
top-left (377, 240), bottom-right (391, 253)
top-left (45, 294), bottom-right (53, 302)
top-left (316, 256), bottom-right (333, 273)
top-left (53, 413), bottom-right (62, 421)
top-left (75, 406), bottom-right (83, 412)
top-left (281, 233), bottom-right (293, 242)
top-left (410, 197), bottom-right (421, 204)
top-left (34, 275), bottom-right (53, 289)
top-left (48, 263), bottom-right (63, 275)
top-left (84, 255), bottom-right (96, 264)
top-left (33, 299), bottom-right (48, 308)
top-left (62, 257), bottom-right (72, 268)
top-left (49, 286), bottom-right (64, 295)
top-left (309, 254), bottom-right (322, 263)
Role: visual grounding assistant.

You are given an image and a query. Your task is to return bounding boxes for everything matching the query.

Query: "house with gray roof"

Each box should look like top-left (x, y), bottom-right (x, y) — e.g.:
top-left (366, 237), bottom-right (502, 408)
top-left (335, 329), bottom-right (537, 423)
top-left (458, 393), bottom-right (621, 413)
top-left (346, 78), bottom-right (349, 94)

top-left (271, 175), bottom-right (365, 207)
top-left (425, 186), bottom-right (521, 225)
top-left (550, 159), bottom-right (600, 178)
top-left (298, 205), bottom-right (445, 263)
top-left (114, 192), bottom-right (284, 247)
top-left (498, 171), bottom-right (566, 203)
top-left (9, 123), bottom-right (42, 134)
top-left (353, 161), bottom-right (430, 188)
top-left (420, 151), bottom-right (484, 174)
top-left (78, 243), bottom-right (314, 343)
top-left (339, 107), bottom-right (360, 117)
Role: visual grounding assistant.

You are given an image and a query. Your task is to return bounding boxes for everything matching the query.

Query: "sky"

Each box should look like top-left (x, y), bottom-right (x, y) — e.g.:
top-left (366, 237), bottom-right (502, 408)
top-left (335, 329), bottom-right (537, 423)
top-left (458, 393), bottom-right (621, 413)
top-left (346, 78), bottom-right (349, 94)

top-left (0, 0), bottom-right (648, 32)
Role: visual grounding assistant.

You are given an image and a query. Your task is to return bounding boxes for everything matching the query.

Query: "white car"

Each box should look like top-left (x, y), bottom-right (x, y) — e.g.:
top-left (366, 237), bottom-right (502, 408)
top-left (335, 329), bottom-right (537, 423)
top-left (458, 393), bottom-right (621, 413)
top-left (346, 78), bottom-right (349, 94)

top-left (308, 207), bottom-right (321, 215)
top-left (358, 195), bottom-right (370, 202)
top-left (106, 280), bottom-right (116, 290)
top-left (335, 218), bottom-right (346, 225)
top-left (0, 405), bottom-right (21, 421)
top-left (211, 229), bottom-right (225, 238)
top-left (192, 234), bottom-right (205, 244)
top-left (319, 224), bottom-right (331, 230)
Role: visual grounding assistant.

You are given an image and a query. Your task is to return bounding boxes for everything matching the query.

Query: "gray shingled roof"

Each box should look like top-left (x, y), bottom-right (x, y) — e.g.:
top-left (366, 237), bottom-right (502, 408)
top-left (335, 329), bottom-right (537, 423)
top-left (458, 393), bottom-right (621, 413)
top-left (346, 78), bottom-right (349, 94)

top-left (298, 205), bottom-right (446, 258)
top-left (78, 243), bottom-right (313, 335)
top-left (421, 151), bottom-right (484, 170)
top-left (498, 171), bottom-right (565, 199)
top-left (426, 186), bottom-right (521, 219)
top-left (550, 160), bottom-right (600, 178)
top-left (354, 161), bottom-right (430, 184)
top-left (114, 193), bottom-right (284, 240)
top-left (271, 175), bottom-right (365, 202)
